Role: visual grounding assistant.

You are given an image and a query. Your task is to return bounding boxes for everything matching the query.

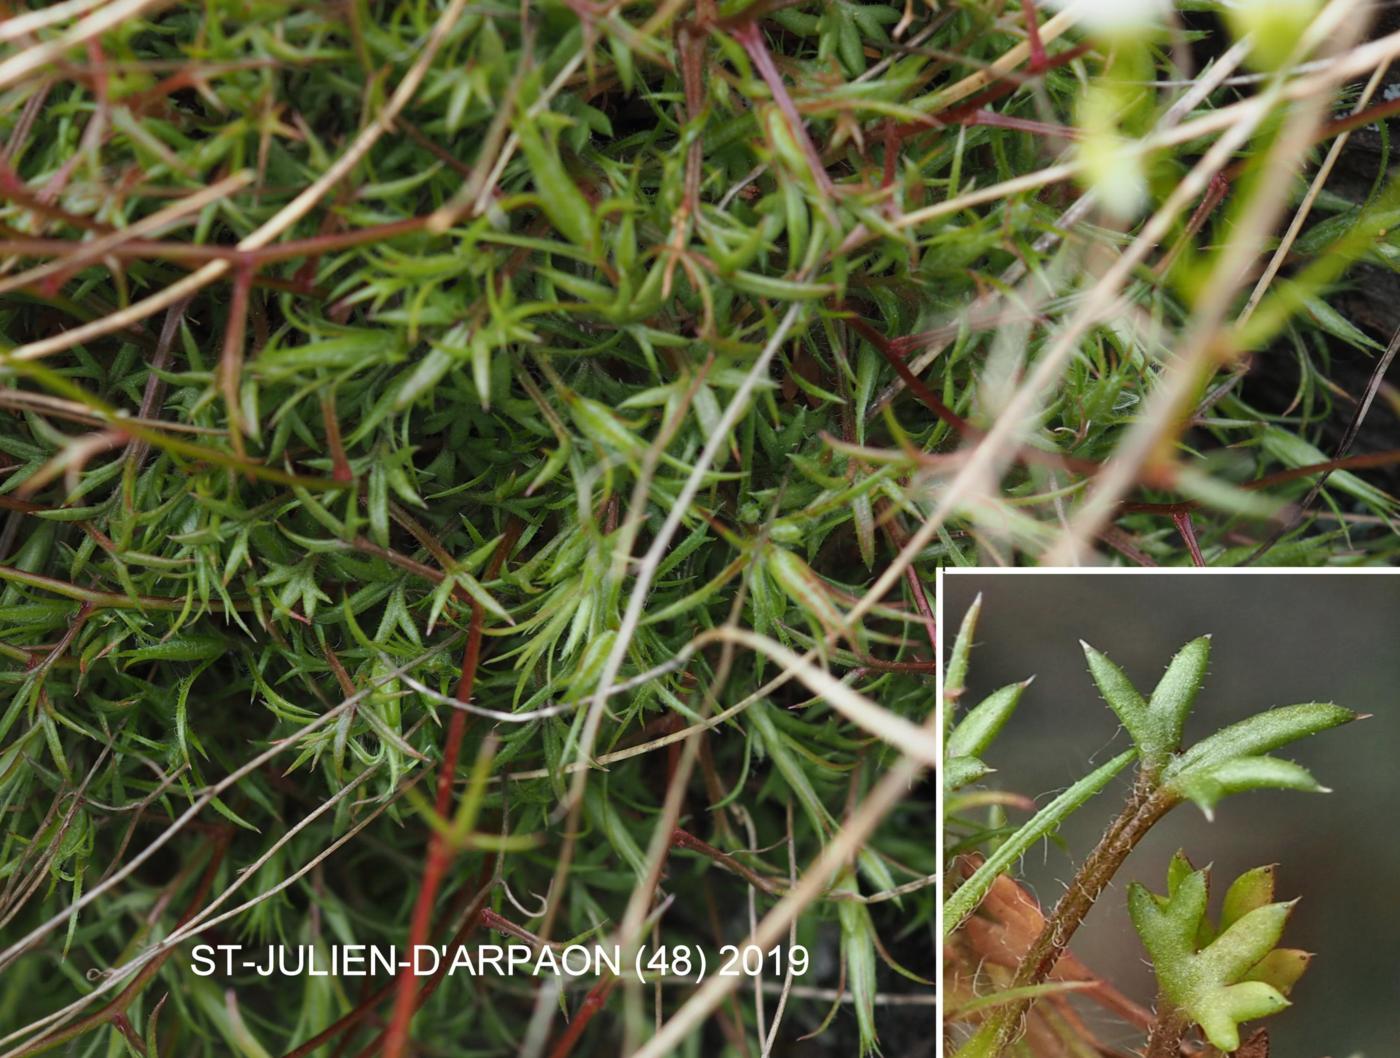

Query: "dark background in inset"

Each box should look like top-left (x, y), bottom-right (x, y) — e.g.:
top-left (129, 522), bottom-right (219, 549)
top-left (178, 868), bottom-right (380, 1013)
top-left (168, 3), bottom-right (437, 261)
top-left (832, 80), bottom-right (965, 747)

top-left (943, 572), bottom-right (1400, 1058)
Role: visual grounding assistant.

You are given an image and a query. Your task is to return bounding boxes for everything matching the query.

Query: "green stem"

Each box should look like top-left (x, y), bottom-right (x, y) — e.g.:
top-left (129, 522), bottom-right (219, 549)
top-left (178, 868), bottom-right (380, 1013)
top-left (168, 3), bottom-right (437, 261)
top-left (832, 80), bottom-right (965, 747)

top-left (0, 564), bottom-right (253, 612)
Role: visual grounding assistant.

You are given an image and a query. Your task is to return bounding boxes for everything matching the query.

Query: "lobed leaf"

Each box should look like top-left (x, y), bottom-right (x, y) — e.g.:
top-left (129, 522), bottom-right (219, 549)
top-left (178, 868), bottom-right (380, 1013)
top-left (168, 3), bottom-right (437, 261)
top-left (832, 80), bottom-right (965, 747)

top-left (1130, 859), bottom-right (1303, 1053)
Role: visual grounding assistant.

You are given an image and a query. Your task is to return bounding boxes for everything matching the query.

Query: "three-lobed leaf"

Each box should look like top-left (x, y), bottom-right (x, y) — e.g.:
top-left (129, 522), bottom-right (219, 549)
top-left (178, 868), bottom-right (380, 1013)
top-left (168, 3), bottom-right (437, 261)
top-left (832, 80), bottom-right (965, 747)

top-left (1130, 855), bottom-right (1302, 1052)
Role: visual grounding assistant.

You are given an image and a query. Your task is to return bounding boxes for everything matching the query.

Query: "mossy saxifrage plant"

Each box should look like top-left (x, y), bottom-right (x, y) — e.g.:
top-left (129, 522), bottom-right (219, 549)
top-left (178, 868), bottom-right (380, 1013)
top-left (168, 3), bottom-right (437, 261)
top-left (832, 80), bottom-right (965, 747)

top-left (4, 0), bottom-right (1400, 1054)
top-left (942, 598), bottom-right (1360, 1058)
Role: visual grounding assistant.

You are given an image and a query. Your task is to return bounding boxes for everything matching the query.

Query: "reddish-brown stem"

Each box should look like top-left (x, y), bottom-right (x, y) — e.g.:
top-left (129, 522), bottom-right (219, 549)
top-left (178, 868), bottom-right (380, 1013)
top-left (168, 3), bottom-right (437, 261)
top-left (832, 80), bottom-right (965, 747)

top-left (37, 40), bottom-right (110, 211)
top-left (977, 782), bottom-right (1176, 1058)
top-left (547, 976), bottom-right (621, 1058)
top-left (843, 313), bottom-right (974, 436)
top-left (345, 865), bottom-right (500, 1058)
top-left (1098, 524), bottom-right (1159, 567)
top-left (1143, 1007), bottom-right (1189, 1058)
top-left (842, 307), bottom-right (1104, 476)
top-left (284, 862), bottom-right (498, 1058)
top-left (1249, 449), bottom-right (1400, 487)
top-left (884, 516), bottom-right (938, 655)
top-left (678, 18), bottom-right (708, 219)
top-left (1121, 449), bottom-right (1400, 517)
top-left (321, 391), bottom-right (353, 483)
top-left (1156, 170), bottom-right (1230, 277)
top-left (288, 982), bottom-right (396, 1058)
top-left (0, 564), bottom-right (256, 611)
top-left (964, 109), bottom-right (1077, 139)
top-left (0, 216), bottom-right (432, 267)
top-left (545, 827), bottom-right (737, 1058)
top-left (1321, 92), bottom-right (1400, 139)
top-left (110, 1014), bottom-right (146, 1056)
top-left (671, 826), bottom-right (787, 895)
top-left (0, 157), bottom-right (109, 232)
top-left (1021, 0), bottom-right (1048, 72)
top-left (881, 119), bottom-right (900, 192)
top-left (347, 537), bottom-right (466, 599)
top-left (1172, 511), bottom-right (1206, 567)
top-left (381, 522), bottom-right (520, 1058)
top-left (887, 43), bottom-right (1092, 146)
top-left (730, 20), bottom-right (835, 196)
top-left (219, 263), bottom-right (254, 459)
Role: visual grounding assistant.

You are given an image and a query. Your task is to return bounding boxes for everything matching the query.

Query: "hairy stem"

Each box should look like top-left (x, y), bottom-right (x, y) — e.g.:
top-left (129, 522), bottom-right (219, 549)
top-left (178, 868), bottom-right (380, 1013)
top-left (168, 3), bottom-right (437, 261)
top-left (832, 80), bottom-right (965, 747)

top-left (1143, 1004), bottom-right (1189, 1058)
top-left (977, 776), bottom-right (1176, 1057)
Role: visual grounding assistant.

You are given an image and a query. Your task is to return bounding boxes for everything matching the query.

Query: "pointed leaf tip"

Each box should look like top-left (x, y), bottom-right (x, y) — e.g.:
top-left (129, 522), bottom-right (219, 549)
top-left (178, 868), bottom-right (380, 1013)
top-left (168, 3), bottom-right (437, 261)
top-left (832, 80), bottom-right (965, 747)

top-left (1165, 702), bottom-right (1356, 789)
top-left (945, 598), bottom-right (984, 697)
top-left (1080, 642), bottom-right (1156, 759)
top-left (1133, 861), bottom-right (1303, 1052)
top-left (1147, 635), bottom-right (1211, 754)
top-left (1168, 755), bottom-right (1329, 814)
top-left (947, 680), bottom-right (1029, 761)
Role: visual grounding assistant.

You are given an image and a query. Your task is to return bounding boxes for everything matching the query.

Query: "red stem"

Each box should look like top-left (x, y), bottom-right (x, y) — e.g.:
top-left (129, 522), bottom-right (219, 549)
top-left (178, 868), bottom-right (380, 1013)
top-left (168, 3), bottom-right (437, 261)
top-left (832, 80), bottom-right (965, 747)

top-left (731, 20), bottom-right (835, 196)
top-left (842, 307), bottom-right (1103, 476)
top-left (382, 522), bottom-right (521, 1058)
top-left (546, 978), bottom-right (620, 1058)
top-left (1021, 0), bottom-right (1048, 72)
top-left (1172, 511), bottom-right (1206, 567)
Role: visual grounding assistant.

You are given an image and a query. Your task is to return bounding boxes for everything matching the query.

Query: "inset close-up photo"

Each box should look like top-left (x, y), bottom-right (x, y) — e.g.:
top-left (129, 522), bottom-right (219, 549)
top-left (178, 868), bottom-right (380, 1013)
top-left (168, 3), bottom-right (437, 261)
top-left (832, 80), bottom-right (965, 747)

top-left (6, 0), bottom-right (1400, 1055)
top-left (941, 571), bottom-right (1399, 1058)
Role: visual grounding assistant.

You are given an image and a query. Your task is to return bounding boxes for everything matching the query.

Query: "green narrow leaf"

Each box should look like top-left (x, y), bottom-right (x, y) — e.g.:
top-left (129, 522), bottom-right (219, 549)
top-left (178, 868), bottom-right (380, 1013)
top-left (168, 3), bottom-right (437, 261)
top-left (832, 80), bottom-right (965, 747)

top-left (1145, 635), bottom-right (1211, 754)
top-left (837, 878), bottom-right (880, 1056)
top-left (1168, 756), bottom-right (1328, 818)
top-left (943, 748), bottom-right (1136, 936)
top-left (1080, 641), bottom-right (1155, 760)
top-left (1163, 702), bottom-right (1355, 783)
top-left (943, 755), bottom-right (991, 794)
top-left (945, 679), bottom-right (1031, 762)
top-left (516, 117), bottom-right (598, 254)
top-left (944, 594), bottom-right (982, 698)
top-left (395, 346), bottom-right (455, 409)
